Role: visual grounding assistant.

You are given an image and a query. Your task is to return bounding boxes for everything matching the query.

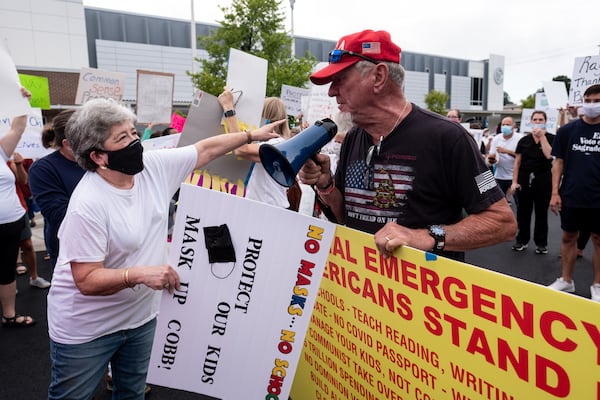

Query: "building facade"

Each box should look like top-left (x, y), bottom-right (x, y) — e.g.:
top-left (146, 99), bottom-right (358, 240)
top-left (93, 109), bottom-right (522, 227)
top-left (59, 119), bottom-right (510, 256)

top-left (2, 0), bottom-right (505, 119)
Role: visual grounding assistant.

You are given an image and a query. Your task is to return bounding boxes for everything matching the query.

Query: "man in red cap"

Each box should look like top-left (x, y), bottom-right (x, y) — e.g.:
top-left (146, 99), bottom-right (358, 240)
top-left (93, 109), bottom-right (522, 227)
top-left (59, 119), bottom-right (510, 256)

top-left (299, 29), bottom-right (516, 261)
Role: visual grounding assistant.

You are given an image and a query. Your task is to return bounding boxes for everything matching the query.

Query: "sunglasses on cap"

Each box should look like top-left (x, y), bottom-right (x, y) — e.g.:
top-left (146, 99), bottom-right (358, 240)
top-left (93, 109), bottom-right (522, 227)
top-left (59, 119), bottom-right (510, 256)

top-left (329, 49), bottom-right (379, 65)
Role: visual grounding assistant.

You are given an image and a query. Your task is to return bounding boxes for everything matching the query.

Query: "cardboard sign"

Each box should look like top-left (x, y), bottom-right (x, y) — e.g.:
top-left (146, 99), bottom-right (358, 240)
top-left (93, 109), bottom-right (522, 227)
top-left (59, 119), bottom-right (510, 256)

top-left (75, 67), bottom-right (126, 104)
top-left (148, 184), bottom-right (335, 398)
top-left (0, 43), bottom-right (31, 117)
top-left (569, 55), bottom-right (600, 105)
top-left (136, 70), bottom-right (175, 124)
top-left (0, 108), bottom-right (52, 159)
top-left (19, 74), bottom-right (51, 109)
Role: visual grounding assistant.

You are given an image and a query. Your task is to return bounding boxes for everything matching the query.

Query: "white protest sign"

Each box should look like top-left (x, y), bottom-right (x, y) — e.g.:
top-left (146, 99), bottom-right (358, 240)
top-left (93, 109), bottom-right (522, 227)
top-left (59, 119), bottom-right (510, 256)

top-left (280, 84), bottom-right (310, 118)
top-left (569, 55), bottom-right (600, 105)
top-left (0, 108), bottom-right (52, 159)
top-left (226, 48), bottom-right (268, 129)
top-left (543, 81), bottom-right (568, 109)
top-left (136, 70), bottom-right (175, 124)
top-left (148, 184), bottom-right (335, 399)
top-left (519, 108), bottom-right (559, 133)
top-left (141, 133), bottom-right (181, 152)
top-left (305, 62), bottom-right (338, 125)
top-left (535, 92), bottom-right (549, 111)
top-left (0, 43), bottom-right (31, 118)
top-left (74, 67), bottom-right (126, 104)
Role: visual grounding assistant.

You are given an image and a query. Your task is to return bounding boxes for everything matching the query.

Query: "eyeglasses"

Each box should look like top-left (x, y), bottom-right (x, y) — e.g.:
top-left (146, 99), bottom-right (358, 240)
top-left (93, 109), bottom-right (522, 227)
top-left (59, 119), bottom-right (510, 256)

top-left (329, 49), bottom-right (379, 65)
top-left (364, 136), bottom-right (383, 188)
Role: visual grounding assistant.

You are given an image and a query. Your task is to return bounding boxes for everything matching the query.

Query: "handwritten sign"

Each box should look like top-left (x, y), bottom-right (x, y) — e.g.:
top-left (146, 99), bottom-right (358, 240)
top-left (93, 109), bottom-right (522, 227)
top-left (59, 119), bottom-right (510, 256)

top-left (136, 70), bottom-right (175, 124)
top-left (569, 55), bottom-right (600, 105)
top-left (170, 112), bottom-right (186, 133)
top-left (75, 67), bottom-right (126, 104)
top-left (291, 225), bottom-right (600, 400)
top-left (520, 108), bottom-right (559, 133)
top-left (19, 74), bottom-right (51, 109)
top-left (141, 133), bottom-right (181, 152)
top-left (281, 84), bottom-right (310, 118)
top-left (0, 108), bottom-right (53, 159)
top-left (148, 184), bottom-right (335, 398)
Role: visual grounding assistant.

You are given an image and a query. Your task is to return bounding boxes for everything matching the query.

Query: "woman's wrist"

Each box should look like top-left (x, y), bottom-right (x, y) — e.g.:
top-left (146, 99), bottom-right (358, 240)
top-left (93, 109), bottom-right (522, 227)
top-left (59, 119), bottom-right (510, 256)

top-left (245, 130), bottom-right (253, 144)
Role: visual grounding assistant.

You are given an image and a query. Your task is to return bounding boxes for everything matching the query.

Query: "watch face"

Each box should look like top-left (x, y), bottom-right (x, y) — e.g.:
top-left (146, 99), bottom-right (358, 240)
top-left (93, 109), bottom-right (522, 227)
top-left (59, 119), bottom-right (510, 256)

top-left (430, 226), bottom-right (444, 236)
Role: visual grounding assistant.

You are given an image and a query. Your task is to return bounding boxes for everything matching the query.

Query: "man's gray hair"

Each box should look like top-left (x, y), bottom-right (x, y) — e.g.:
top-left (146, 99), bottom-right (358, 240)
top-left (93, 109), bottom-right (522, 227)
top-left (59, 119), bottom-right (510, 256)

top-left (66, 98), bottom-right (136, 171)
top-left (355, 60), bottom-right (405, 88)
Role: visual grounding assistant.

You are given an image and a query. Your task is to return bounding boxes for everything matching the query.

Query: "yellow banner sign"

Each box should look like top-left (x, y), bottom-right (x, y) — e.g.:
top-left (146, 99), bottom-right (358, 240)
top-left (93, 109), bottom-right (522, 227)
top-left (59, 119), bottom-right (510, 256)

top-left (291, 225), bottom-right (600, 400)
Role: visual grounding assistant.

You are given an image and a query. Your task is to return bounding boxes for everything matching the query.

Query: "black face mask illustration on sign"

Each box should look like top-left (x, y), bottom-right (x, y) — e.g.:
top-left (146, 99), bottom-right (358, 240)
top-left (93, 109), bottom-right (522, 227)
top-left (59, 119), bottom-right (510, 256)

top-left (203, 224), bottom-right (236, 279)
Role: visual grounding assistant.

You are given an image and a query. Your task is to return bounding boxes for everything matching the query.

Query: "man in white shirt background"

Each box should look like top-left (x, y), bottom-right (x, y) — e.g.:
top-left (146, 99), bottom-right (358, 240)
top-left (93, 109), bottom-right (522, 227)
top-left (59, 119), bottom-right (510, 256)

top-left (488, 116), bottom-right (523, 206)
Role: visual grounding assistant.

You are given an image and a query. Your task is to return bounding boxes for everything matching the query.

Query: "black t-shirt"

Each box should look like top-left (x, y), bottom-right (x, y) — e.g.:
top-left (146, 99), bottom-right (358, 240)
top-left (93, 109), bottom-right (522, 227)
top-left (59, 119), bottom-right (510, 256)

top-left (335, 105), bottom-right (504, 235)
top-left (552, 119), bottom-right (600, 207)
top-left (515, 133), bottom-right (554, 178)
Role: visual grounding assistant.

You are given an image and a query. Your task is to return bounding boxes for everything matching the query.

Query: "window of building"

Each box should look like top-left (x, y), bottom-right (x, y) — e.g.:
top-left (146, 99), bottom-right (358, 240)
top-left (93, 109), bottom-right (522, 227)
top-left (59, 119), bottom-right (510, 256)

top-left (471, 77), bottom-right (483, 106)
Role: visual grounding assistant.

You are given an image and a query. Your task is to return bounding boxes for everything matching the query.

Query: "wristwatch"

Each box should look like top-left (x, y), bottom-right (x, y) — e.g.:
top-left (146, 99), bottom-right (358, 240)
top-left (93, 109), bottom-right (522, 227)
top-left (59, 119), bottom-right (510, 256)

top-left (223, 109), bottom-right (236, 118)
top-left (428, 225), bottom-right (446, 252)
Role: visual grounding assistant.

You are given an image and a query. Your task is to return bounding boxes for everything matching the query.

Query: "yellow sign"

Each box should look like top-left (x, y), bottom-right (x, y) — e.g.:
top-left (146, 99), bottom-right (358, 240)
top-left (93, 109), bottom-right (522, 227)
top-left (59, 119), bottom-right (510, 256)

top-left (291, 225), bottom-right (600, 400)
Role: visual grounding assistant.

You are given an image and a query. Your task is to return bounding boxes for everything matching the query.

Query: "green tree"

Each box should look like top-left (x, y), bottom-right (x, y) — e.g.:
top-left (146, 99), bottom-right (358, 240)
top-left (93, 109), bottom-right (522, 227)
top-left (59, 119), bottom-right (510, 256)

top-left (552, 75), bottom-right (571, 94)
top-left (188, 0), bottom-right (316, 98)
top-left (521, 92), bottom-right (537, 109)
top-left (424, 90), bottom-right (449, 115)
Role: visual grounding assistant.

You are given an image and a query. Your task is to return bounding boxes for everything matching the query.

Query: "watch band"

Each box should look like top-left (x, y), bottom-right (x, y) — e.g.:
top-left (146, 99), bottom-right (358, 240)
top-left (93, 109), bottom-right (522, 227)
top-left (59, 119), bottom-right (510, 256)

top-left (223, 109), bottom-right (236, 118)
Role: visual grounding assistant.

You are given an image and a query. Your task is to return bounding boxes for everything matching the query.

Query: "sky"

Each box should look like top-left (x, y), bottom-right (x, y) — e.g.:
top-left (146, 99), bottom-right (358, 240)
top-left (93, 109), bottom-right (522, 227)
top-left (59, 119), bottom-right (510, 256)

top-left (82, 0), bottom-right (600, 104)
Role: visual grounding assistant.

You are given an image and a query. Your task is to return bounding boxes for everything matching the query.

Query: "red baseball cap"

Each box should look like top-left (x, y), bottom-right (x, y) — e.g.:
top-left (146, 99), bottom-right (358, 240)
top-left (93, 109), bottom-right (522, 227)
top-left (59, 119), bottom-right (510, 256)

top-left (310, 29), bottom-right (402, 85)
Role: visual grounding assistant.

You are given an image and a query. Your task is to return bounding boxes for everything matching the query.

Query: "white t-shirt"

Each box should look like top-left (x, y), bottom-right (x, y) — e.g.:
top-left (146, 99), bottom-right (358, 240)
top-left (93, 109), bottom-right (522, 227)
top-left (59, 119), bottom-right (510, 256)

top-left (246, 137), bottom-right (290, 208)
top-left (489, 133), bottom-right (523, 180)
top-left (0, 147), bottom-right (26, 224)
top-left (47, 145), bottom-right (197, 344)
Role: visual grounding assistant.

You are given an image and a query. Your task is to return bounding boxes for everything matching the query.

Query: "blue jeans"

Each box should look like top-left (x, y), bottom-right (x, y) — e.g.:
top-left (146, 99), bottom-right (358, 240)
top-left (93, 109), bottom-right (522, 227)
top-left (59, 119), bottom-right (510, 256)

top-left (49, 318), bottom-right (156, 400)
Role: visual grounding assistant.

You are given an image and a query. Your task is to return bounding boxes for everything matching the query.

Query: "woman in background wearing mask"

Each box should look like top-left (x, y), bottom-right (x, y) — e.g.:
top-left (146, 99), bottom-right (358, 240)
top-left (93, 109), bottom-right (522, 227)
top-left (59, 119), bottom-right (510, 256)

top-left (487, 117), bottom-right (523, 206)
top-left (509, 110), bottom-right (554, 254)
top-left (46, 98), bottom-right (282, 399)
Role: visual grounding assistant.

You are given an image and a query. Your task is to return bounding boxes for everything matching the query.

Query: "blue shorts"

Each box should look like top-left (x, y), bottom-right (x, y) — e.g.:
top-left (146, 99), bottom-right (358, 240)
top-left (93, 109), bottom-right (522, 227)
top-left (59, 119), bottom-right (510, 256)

top-left (559, 207), bottom-right (600, 234)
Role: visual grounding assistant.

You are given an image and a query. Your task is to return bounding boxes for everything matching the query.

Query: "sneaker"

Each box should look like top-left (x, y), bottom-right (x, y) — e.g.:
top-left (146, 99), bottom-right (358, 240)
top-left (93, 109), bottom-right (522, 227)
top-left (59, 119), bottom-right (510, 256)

top-left (511, 243), bottom-right (528, 251)
top-left (591, 284), bottom-right (600, 302)
top-left (535, 246), bottom-right (548, 254)
top-left (548, 277), bottom-right (575, 293)
top-left (30, 276), bottom-right (51, 289)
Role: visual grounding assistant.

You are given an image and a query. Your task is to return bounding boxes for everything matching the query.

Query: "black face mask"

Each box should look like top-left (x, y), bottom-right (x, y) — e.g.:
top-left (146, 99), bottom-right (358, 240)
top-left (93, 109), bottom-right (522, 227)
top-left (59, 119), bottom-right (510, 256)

top-left (104, 139), bottom-right (144, 175)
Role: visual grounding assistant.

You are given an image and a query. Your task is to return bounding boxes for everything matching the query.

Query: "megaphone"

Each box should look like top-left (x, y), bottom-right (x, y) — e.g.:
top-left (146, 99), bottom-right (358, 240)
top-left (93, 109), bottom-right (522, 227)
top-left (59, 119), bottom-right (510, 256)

top-left (259, 118), bottom-right (337, 187)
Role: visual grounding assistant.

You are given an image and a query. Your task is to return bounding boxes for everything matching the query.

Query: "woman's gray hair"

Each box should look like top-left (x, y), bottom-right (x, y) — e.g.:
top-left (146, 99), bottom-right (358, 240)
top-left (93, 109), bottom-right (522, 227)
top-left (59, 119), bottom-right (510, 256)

top-left (355, 60), bottom-right (405, 88)
top-left (66, 98), bottom-right (137, 171)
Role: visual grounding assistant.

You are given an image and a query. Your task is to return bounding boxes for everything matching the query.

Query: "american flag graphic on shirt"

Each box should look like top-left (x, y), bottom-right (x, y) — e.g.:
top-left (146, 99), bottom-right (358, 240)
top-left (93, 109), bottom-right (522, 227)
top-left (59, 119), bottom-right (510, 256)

top-left (345, 158), bottom-right (414, 218)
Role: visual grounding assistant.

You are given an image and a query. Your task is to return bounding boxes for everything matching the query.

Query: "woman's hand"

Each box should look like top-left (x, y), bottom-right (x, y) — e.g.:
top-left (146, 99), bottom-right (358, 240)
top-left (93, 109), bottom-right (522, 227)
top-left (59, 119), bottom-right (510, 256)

top-left (248, 119), bottom-right (286, 142)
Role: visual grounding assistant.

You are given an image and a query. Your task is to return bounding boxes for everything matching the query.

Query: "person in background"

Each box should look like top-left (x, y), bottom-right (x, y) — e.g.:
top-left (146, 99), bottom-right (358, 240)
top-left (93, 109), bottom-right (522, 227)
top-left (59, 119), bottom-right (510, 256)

top-left (8, 151), bottom-right (51, 288)
top-left (446, 109), bottom-right (461, 123)
top-left (509, 111), bottom-right (554, 254)
top-left (218, 88), bottom-right (294, 209)
top-left (298, 29), bottom-right (516, 261)
top-left (321, 110), bottom-right (352, 175)
top-left (0, 87), bottom-right (35, 328)
top-left (46, 98), bottom-right (282, 399)
top-left (548, 83), bottom-right (600, 301)
top-left (29, 109), bottom-right (85, 270)
top-left (487, 116), bottom-right (522, 206)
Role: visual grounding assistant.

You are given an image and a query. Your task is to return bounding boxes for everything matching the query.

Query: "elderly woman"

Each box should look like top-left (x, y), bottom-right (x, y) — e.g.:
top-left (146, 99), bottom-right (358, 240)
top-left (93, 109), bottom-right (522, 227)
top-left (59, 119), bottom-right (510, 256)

top-left (47, 98), bottom-right (282, 399)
